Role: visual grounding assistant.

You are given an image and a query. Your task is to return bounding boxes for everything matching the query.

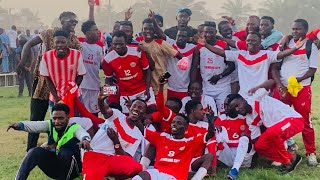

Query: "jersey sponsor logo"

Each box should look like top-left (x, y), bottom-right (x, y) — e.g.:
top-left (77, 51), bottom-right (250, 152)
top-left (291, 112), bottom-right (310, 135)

top-left (204, 66), bottom-right (221, 69)
top-left (130, 62), bottom-right (136, 67)
top-left (160, 158), bottom-right (180, 163)
top-left (179, 146), bottom-right (186, 151)
top-left (119, 73), bottom-right (138, 81)
top-left (240, 125), bottom-right (246, 131)
top-left (207, 57), bottom-right (213, 64)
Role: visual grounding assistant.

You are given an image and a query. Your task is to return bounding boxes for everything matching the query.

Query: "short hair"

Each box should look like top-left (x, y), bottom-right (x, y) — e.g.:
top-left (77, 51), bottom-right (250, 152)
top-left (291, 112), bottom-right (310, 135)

top-left (175, 113), bottom-right (189, 124)
top-left (52, 103), bottom-right (70, 115)
top-left (204, 21), bottom-right (216, 28)
top-left (59, 11), bottom-right (76, 20)
top-left (227, 93), bottom-right (244, 104)
top-left (294, 19), bottom-right (309, 31)
top-left (81, 20), bottom-right (96, 34)
top-left (249, 15), bottom-right (260, 22)
top-left (188, 81), bottom-right (203, 91)
top-left (112, 30), bottom-right (128, 42)
top-left (218, 20), bottom-right (230, 30)
top-left (120, 21), bottom-right (133, 29)
top-left (185, 99), bottom-right (202, 115)
top-left (167, 96), bottom-right (183, 110)
top-left (132, 98), bottom-right (147, 110)
top-left (53, 30), bottom-right (69, 38)
top-left (11, 25), bottom-right (17, 30)
top-left (261, 16), bottom-right (275, 25)
top-left (142, 18), bottom-right (154, 25)
top-left (247, 31), bottom-right (261, 39)
top-left (115, 21), bottom-right (121, 24)
top-left (197, 24), bottom-right (205, 28)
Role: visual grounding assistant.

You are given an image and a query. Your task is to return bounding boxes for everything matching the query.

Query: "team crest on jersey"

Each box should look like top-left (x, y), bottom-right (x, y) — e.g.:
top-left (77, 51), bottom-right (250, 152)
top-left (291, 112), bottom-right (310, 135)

top-left (130, 62), bottom-right (136, 67)
top-left (165, 146), bottom-right (168, 149)
top-left (179, 146), bottom-right (186, 151)
top-left (207, 58), bottom-right (213, 64)
top-left (118, 66), bottom-right (122, 69)
top-left (240, 125), bottom-right (246, 131)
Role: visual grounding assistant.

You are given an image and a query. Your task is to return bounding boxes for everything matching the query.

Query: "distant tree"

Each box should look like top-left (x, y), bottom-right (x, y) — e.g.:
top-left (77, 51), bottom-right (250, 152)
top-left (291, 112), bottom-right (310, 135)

top-left (219, 0), bottom-right (254, 28)
top-left (15, 8), bottom-right (44, 31)
top-left (259, 0), bottom-right (319, 34)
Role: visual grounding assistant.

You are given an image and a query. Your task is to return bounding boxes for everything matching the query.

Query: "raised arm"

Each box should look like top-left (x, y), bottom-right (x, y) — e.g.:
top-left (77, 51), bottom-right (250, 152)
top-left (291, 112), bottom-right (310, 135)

top-left (149, 10), bottom-right (166, 40)
top-left (277, 38), bottom-right (307, 59)
top-left (190, 47), bottom-right (200, 82)
top-left (198, 36), bottom-right (226, 57)
top-left (19, 36), bottom-right (42, 69)
top-left (88, 0), bottom-right (95, 21)
top-left (248, 79), bottom-right (275, 96)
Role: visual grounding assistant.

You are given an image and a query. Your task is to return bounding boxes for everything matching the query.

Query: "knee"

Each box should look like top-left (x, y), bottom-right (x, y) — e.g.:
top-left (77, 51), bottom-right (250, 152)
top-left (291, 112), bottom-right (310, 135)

top-left (205, 153), bottom-right (214, 162)
top-left (239, 136), bottom-right (250, 143)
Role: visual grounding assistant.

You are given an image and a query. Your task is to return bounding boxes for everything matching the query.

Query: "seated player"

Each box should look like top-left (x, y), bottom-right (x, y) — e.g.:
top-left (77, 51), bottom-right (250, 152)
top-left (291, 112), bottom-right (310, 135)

top-left (228, 85), bottom-right (304, 173)
top-left (81, 91), bottom-right (146, 179)
top-left (133, 114), bottom-right (215, 180)
top-left (180, 81), bottom-right (217, 121)
top-left (8, 104), bottom-right (91, 180)
top-left (215, 94), bottom-right (254, 180)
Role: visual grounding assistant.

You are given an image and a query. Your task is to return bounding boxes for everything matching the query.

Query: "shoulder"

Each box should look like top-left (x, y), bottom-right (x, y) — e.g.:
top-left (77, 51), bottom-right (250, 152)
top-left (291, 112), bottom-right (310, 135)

top-left (104, 50), bottom-right (119, 63)
top-left (215, 40), bottom-right (228, 49)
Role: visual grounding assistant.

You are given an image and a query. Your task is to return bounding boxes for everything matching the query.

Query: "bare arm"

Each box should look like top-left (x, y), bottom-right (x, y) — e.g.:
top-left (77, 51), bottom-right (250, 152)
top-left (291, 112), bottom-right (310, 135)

top-left (146, 52), bottom-right (155, 71)
top-left (277, 38), bottom-right (306, 59)
top-left (19, 36), bottom-right (42, 69)
top-left (143, 68), bottom-right (151, 90)
top-left (190, 47), bottom-right (200, 82)
top-left (88, 0), bottom-right (95, 21)
top-left (97, 91), bottom-right (113, 119)
top-left (297, 68), bottom-right (317, 82)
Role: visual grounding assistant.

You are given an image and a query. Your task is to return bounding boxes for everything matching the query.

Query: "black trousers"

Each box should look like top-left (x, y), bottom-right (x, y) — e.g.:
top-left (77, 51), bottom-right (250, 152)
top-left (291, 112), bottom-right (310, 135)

top-left (16, 147), bottom-right (81, 180)
top-left (26, 77), bottom-right (49, 151)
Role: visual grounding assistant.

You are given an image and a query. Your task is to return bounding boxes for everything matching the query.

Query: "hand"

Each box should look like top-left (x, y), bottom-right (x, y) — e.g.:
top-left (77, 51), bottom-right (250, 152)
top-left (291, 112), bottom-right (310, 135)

top-left (138, 43), bottom-right (147, 52)
top-left (98, 86), bottom-right (109, 100)
top-left (205, 105), bottom-right (214, 117)
top-left (123, 96), bottom-right (132, 109)
top-left (158, 73), bottom-right (169, 85)
top-left (124, 7), bottom-right (133, 21)
top-left (277, 84), bottom-right (287, 101)
top-left (248, 86), bottom-right (260, 96)
top-left (209, 75), bottom-right (220, 85)
top-left (295, 37), bottom-right (307, 49)
top-left (221, 16), bottom-right (235, 25)
top-left (215, 125), bottom-right (222, 133)
top-left (197, 35), bottom-right (206, 46)
top-left (7, 123), bottom-right (21, 131)
top-left (107, 127), bottom-right (119, 144)
top-left (148, 9), bottom-right (155, 19)
top-left (296, 77), bottom-right (302, 83)
top-left (79, 140), bottom-right (92, 151)
top-left (88, 0), bottom-right (95, 7)
top-left (144, 89), bottom-right (151, 102)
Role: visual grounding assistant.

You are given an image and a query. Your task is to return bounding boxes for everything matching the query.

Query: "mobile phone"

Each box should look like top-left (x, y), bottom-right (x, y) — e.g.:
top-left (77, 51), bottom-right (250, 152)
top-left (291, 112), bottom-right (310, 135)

top-left (159, 72), bottom-right (171, 83)
top-left (102, 85), bottom-right (118, 95)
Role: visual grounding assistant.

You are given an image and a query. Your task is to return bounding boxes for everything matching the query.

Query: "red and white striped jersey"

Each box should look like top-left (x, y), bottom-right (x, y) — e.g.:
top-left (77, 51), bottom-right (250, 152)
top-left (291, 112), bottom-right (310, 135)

top-left (102, 46), bottom-right (149, 96)
top-left (225, 50), bottom-right (280, 99)
top-left (90, 109), bottom-right (143, 156)
top-left (39, 49), bottom-right (86, 101)
top-left (214, 114), bottom-right (249, 147)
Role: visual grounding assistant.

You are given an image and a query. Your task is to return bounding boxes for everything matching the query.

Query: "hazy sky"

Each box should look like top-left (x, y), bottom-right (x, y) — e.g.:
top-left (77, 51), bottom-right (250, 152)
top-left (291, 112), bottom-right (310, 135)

top-left (1, 0), bottom-right (262, 25)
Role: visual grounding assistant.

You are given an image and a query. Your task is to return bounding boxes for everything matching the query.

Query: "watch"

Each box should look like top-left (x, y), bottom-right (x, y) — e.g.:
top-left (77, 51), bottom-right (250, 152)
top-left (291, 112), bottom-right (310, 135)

top-left (82, 136), bottom-right (91, 142)
top-left (114, 144), bottom-right (121, 149)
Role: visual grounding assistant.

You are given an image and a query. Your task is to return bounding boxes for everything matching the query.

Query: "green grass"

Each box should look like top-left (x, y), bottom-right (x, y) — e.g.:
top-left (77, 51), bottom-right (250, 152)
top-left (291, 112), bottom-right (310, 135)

top-left (1, 74), bottom-right (320, 180)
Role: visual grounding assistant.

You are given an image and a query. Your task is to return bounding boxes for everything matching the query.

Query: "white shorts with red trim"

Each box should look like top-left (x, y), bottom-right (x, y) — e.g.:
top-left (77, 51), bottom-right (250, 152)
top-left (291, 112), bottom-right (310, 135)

top-left (145, 169), bottom-right (177, 180)
top-left (120, 87), bottom-right (156, 113)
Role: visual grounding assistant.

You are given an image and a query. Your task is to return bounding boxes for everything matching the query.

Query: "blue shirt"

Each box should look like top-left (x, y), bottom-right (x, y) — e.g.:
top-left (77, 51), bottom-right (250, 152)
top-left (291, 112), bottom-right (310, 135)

top-left (0, 33), bottom-right (9, 56)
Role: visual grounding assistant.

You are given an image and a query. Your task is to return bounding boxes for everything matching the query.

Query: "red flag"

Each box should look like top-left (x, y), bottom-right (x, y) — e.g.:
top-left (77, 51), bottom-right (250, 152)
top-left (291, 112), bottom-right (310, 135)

top-left (95, 0), bottom-right (100, 6)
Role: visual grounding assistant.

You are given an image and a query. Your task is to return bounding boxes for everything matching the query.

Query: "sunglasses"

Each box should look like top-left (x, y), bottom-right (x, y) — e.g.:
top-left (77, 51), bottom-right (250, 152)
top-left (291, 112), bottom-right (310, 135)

top-left (63, 19), bottom-right (78, 24)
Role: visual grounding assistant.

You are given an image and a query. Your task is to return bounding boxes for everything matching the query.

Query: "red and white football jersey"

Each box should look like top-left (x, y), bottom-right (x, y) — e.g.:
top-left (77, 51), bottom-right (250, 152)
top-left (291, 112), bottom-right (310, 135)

top-left (245, 89), bottom-right (302, 139)
top-left (280, 39), bottom-right (318, 86)
top-left (225, 50), bottom-right (280, 99)
top-left (102, 46), bottom-right (149, 96)
top-left (199, 40), bottom-right (231, 94)
top-left (145, 128), bottom-right (206, 180)
top-left (90, 109), bottom-right (143, 156)
top-left (166, 37), bottom-right (196, 92)
top-left (307, 28), bottom-right (320, 41)
top-left (214, 114), bottom-right (249, 147)
top-left (39, 49), bottom-right (86, 101)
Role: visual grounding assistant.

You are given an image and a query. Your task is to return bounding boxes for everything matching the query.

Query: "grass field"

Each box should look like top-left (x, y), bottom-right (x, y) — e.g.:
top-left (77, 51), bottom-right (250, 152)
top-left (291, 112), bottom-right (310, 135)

top-left (1, 74), bottom-right (320, 180)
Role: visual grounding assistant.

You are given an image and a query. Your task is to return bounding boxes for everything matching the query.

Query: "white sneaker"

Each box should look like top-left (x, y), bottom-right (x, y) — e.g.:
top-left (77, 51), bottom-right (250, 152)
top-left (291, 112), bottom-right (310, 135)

top-left (307, 153), bottom-right (318, 166)
top-left (271, 161), bottom-right (282, 167)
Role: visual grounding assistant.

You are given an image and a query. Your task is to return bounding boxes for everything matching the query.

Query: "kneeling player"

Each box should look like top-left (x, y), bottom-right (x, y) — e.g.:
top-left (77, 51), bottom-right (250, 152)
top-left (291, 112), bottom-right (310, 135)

top-left (215, 94), bottom-right (254, 180)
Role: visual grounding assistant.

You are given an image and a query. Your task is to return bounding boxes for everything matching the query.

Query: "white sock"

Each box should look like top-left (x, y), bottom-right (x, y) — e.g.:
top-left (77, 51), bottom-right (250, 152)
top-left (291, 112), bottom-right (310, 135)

top-left (232, 136), bottom-right (249, 171)
top-left (132, 175), bottom-right (143, 180)
top-left (140, 157), bottom-right (151, 170)
top-left (191, 167), bottom-right (207, 180)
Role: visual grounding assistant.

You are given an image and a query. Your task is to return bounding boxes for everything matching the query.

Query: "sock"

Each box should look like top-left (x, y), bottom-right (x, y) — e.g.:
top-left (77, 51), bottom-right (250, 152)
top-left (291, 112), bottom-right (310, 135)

top-left (191, 167), bottom-right (207, 180)
top-left (140, 157), bottom-right (151, 170)
top-left (232, 136), bottom-right (249, 171)
top-left (132, 175), bottom-right (143, 180)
